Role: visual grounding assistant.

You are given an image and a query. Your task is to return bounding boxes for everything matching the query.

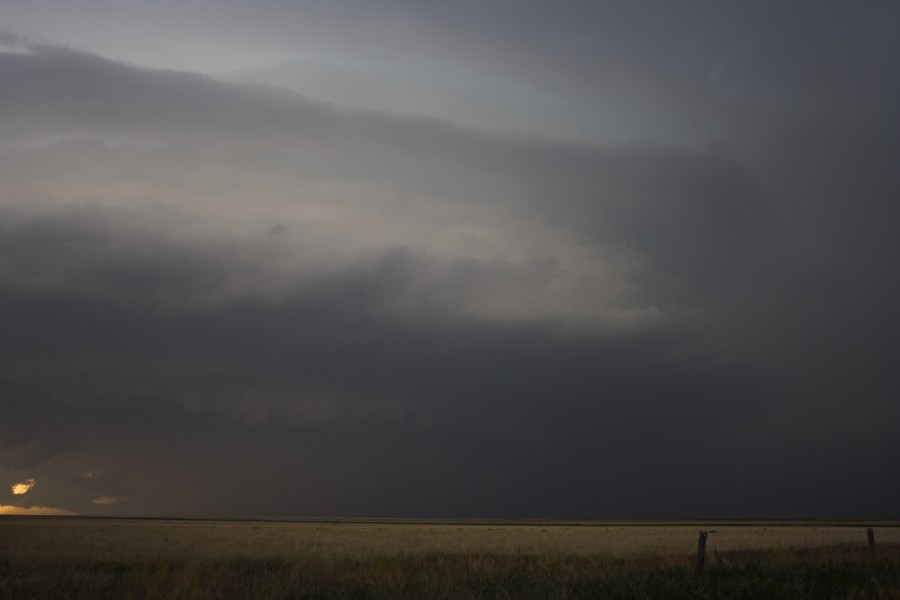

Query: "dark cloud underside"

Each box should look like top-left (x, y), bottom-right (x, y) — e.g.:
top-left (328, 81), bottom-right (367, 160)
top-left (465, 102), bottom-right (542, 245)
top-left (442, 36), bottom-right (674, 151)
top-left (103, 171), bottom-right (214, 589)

top-left (1, 3), bottom-right (899, 517)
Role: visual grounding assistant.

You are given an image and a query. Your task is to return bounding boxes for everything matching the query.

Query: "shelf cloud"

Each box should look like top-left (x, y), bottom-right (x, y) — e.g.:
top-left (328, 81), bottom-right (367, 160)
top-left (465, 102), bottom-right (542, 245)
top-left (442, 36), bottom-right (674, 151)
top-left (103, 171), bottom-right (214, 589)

top-left (1, 1), bottom-right (898, 519)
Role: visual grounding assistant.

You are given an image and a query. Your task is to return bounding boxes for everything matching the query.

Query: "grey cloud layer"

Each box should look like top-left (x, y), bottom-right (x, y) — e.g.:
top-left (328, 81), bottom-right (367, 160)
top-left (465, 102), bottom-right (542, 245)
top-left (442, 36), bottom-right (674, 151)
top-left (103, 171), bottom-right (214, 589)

top-left (7, 1), bottom-right (896, 141)
top-left (1, 20), bottom-right (899, 518)
top-left (1, 45), bottom-right (776, 323)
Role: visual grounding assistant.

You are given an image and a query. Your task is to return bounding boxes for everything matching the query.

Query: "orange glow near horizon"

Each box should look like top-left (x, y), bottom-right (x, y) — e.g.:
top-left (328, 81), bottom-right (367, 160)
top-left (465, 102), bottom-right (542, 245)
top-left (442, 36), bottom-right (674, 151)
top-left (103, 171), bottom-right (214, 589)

top-left (11, 478), bottom-right (35, 495)
top-left (0, 505), bottom-right (77, 516)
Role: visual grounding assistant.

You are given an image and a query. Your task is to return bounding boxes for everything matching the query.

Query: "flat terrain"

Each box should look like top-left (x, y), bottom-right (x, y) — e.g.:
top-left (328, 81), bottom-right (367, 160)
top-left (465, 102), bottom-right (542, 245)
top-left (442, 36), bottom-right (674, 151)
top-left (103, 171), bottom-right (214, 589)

top-left (2, 517), bottom-right (899, 560)
top-left (2, 517), bottom-right (899, 598)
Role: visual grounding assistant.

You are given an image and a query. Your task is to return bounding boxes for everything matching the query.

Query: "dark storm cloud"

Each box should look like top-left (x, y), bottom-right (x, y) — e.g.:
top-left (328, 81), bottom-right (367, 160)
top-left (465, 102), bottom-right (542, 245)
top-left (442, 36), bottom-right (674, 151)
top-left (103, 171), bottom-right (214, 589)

top-left (0, 29), bottom-right (31, 51)
top-left (1, 4), bottom-right (899, 520)
top-left (210, 1), bottom-right (899, 141)
top-left (0, 284), bottom-right (772, 517)
top-left (3, 280), bottom-right (893, 518)
top-left (0, 45), bottom-right (777, 311)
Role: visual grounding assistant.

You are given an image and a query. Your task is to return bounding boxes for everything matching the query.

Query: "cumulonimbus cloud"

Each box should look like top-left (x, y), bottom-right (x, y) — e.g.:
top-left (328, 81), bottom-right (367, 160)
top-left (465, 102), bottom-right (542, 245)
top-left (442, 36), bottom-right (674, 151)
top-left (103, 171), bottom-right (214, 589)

top-left (0, 21), bottom-right (898, 519)
top-left (0, 43), bottom-right (776, 333)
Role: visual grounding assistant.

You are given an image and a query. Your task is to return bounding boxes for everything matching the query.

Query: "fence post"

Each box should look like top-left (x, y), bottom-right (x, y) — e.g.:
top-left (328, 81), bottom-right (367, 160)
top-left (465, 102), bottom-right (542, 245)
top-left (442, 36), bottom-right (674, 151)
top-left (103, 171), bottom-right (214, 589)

top-left (867, 528), bottom-right (876, 569)
top-left (695, 530), bottom-right (708, 576)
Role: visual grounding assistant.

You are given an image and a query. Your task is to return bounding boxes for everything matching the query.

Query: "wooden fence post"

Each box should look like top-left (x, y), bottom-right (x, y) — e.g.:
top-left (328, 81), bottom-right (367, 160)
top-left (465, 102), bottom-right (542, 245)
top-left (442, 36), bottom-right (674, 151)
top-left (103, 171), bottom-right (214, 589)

top-left (695, 530), bottom-right (708, 576)
top-left (867, 528), bottom-right (876, 569)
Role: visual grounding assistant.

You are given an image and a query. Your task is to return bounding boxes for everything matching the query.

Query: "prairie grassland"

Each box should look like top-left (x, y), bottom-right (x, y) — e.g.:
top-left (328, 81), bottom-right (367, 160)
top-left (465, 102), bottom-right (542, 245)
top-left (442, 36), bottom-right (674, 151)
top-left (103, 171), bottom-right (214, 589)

top-left (4, 517), bottom-right (899, 560)
top-left (1, 517), bottom-right (899, 599)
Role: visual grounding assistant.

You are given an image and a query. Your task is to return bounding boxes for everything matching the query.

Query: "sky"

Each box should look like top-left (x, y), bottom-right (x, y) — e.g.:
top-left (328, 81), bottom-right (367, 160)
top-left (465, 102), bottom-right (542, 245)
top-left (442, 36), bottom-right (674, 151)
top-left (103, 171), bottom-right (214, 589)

top-left (1, 0), bottom-right (899, 519)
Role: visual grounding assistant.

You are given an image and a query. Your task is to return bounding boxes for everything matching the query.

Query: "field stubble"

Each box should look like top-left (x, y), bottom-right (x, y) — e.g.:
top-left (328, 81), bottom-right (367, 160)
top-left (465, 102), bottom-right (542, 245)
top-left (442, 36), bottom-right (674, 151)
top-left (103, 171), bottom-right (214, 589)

top-left (4, 518), bottom-right (898, 560)
top-left (1, 517), bottom-right (899, 599)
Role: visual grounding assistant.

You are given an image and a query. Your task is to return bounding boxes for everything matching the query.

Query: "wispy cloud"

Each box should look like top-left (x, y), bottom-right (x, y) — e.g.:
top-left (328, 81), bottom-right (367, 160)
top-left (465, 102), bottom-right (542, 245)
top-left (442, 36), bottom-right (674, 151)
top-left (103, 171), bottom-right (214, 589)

top-left (92, 496), bottom-right (128, 506)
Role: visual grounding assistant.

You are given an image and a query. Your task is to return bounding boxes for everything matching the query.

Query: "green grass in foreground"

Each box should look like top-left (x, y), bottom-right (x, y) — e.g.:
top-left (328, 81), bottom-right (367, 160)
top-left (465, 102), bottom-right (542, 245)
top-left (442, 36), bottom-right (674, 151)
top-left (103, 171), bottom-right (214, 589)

top-left (2, 545), bottom-right (899, 600)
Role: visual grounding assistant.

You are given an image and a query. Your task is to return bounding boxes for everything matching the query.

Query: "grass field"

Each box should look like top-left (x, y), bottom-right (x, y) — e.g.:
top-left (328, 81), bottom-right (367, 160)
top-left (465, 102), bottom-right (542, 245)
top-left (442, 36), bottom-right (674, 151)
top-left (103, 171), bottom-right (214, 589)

top-left (2, 517), bottom-right (899, 598)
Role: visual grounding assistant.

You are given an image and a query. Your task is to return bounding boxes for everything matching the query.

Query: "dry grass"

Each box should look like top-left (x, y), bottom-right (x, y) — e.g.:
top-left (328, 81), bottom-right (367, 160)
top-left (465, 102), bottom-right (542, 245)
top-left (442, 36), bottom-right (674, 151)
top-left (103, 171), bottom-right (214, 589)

top-left (2, 517), bottom-right (897, 561)
top-left (1, 517), bottom-right (898, 599)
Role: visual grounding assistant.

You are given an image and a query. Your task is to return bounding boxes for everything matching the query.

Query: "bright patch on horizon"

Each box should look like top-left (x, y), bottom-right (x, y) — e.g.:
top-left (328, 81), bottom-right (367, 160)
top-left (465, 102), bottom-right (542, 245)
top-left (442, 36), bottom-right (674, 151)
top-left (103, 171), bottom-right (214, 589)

top-left (93, 496), bottom-right (127, 506)
top-left (0, 505), bottom-right (77, 516)
top-left (11, 478), bottom-right (35, 495)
